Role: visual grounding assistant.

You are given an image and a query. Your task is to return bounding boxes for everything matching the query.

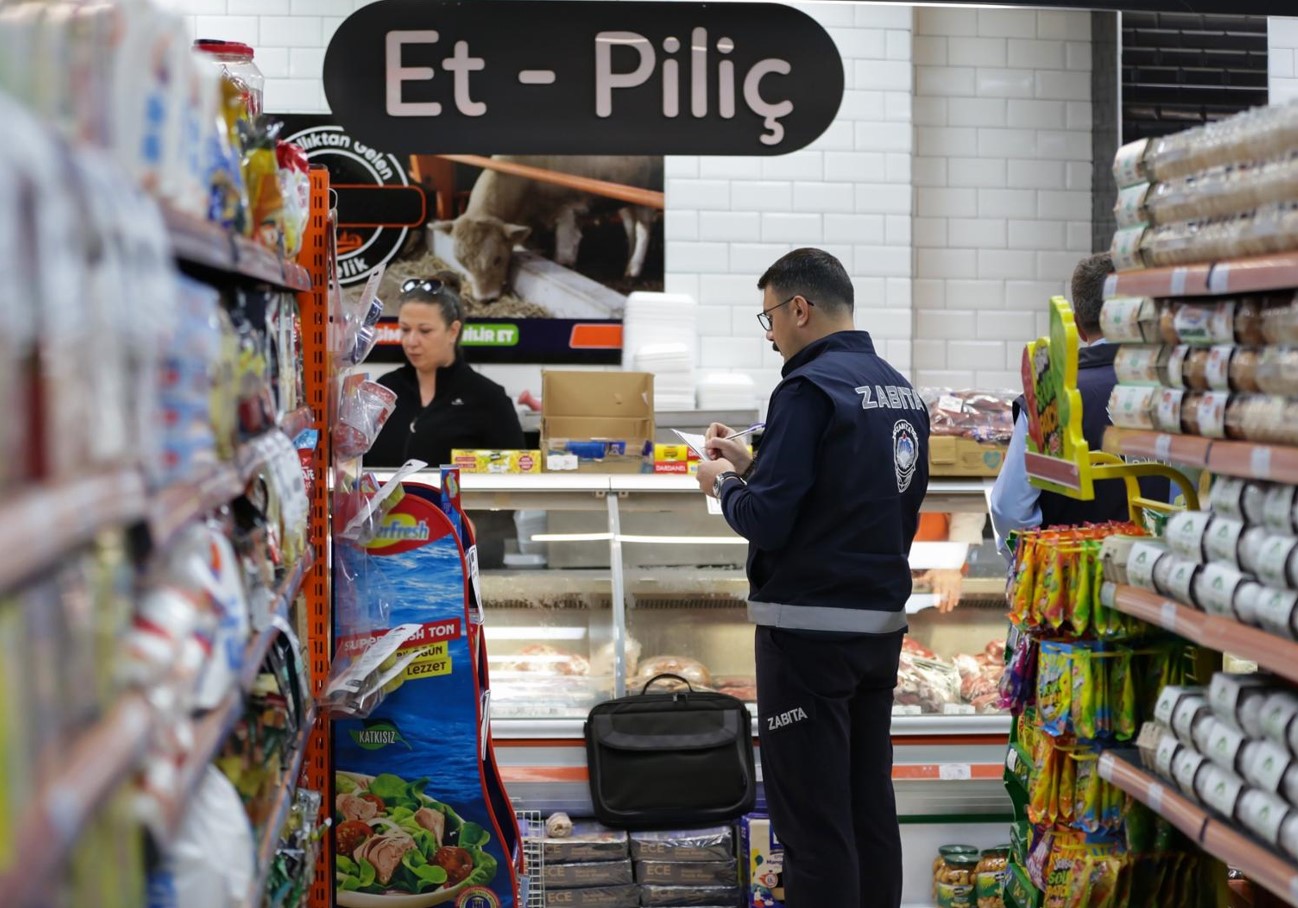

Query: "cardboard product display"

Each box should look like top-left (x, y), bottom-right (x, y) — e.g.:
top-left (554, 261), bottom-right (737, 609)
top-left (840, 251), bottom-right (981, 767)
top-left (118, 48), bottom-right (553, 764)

top-left (543, 860), bottom-right (636, 890)
top-left (928, 436), bottom-right (1007, 477)
top-left (634, 860), bottom-right (739, 886)
top-left (740, 815), bottom-right (785, 907)
top-left (332, 475), bottom-right (521, 907)
top-left (542, 371), bottom-right (655, 473)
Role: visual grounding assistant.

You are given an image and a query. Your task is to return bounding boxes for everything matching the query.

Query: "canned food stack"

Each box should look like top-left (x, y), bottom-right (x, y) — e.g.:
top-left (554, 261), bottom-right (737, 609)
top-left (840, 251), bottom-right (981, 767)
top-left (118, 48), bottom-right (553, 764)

top-left (1120, 479), bottom-right (1298, 645)
top-left (1103, 294), bottom-right (1298, 445)
top-left (1136, 676), bottom-right (1298, 863)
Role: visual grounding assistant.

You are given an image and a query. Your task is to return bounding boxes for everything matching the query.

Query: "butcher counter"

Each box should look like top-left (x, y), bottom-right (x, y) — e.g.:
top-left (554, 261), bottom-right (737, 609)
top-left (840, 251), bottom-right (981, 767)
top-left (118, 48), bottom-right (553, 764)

top-left (366, 470), bottom-right (1016, 905)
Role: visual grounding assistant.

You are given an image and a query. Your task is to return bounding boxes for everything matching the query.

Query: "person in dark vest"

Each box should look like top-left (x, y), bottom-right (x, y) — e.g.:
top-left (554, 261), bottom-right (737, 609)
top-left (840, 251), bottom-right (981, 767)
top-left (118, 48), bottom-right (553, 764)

top-left (990, 252), bottom-right (1169, 557)
top-left (697, 248), bottom-right (928, 908)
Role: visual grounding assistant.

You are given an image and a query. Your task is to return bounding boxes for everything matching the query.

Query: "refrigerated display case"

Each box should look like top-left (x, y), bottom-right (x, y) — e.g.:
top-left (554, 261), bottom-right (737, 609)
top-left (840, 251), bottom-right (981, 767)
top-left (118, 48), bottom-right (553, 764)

top-left (369, 469), bottom-right (1016, 903)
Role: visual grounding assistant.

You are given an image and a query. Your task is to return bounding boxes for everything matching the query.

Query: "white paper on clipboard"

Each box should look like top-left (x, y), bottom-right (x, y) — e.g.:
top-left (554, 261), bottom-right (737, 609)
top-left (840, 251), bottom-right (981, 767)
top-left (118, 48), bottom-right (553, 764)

top-left (672, 429), bottom-right (713, 460)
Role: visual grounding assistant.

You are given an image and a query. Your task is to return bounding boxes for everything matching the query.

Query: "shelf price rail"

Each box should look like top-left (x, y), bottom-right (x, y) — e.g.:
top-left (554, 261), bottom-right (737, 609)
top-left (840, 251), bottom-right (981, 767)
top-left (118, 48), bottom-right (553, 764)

top-left (1105, 427), bottom-right (1298, 487)
top-left (1099, 751), bottom-right (1298, 906)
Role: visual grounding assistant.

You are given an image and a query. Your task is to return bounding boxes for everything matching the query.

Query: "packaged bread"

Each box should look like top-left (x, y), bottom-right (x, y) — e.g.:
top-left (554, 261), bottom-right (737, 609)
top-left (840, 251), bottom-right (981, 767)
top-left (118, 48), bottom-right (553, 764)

top-left (1100, 297), bottom-right (1160, 343)
top-left (1108, 385), bottom-right (1157, 429)
top-left (1256, 347), bottom-right (1298, 395)
top-left (1114, 345), bottom-right (1162, 385)
top-left (1262, 294), bottom-right (1298, 344)
top-left (635, 655), bottom-right (713, 690)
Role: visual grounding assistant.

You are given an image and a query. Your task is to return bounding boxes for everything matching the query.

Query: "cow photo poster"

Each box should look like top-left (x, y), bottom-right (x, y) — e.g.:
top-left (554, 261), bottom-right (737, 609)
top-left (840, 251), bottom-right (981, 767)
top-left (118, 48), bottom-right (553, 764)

top-left (279, 115), bottom-right (664, 364)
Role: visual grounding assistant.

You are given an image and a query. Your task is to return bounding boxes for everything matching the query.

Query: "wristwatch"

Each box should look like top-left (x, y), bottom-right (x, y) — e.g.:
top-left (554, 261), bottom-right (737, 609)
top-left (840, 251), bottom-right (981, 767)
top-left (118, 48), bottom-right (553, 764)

top-left (712, 470), bottom-right (743, 498)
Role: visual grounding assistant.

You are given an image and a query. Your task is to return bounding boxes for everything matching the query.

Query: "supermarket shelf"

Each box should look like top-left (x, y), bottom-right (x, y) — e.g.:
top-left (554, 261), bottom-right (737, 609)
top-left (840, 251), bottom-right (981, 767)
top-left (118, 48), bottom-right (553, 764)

top-left (0, 469), bottom-right (148, 593)
top-left (1105, 583), bottom-right (1298, 686)
top-left (239, 550), bottom-right (314, 693)
top-left (245, 707), bottom-right (316, 908)
top-left (1104, 427), bottom-right (1298, 485)
top-left (164, 689), bottom-right (245, 835)
top-left (150, 464), bottom-right (243, 546)
top-left (1104, 251), bottom-right (1298, 300)
top-left (0, 695), bottom-right (154, 904)
top-left (281, 406), bottom-right (315, 440)
top-left (161, 204), bottom-right (311, 293)
top-left (1099, 751), bottom-right (1298, 906)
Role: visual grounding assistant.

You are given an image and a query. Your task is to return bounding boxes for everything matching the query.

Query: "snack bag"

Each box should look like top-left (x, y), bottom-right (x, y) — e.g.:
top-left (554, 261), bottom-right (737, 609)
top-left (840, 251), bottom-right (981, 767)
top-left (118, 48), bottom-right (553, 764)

top-left (1011, 535), bottom-right (1038, 625)
top-left (1072, 647), bottom-right (1097, 740)
top-left (1113, 650), bottom-right (1138, 741)
top-left (1038, 642), bottom-right (1073, 736)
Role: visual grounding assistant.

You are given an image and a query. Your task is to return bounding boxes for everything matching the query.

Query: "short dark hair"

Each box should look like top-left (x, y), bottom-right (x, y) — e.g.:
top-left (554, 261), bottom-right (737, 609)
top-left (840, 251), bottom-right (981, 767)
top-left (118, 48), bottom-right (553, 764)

top-left (1071, 253), bottom-right (1113, 333)
top-left (399, 270), bottom-right (465, 344)
top-left (757, 248), bottom-right (853, 315)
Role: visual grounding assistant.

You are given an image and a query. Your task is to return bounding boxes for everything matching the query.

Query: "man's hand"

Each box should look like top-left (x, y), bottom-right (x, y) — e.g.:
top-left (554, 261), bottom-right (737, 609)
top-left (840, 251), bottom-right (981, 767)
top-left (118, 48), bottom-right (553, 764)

top-left (704, 422), bottom-right (754, 474)
top-left (920, 568), bottom-right (964, 613)
top-left (697, 457), bottom-right (736, 497)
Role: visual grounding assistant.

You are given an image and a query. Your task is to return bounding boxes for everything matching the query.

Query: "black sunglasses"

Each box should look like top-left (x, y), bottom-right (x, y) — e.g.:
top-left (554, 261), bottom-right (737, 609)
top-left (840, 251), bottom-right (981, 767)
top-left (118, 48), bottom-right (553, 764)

top-left (401, 277), bottom-right (462, 320)
top-left (757, 295), bottom-right (814, 331)
top-left (402, 278), bottom-right (448, 295)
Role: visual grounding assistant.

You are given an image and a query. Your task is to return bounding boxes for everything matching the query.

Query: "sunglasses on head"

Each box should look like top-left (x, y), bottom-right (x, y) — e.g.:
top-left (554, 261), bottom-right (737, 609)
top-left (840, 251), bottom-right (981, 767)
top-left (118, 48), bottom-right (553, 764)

top-left (401, 278), bottom-right (448, 295)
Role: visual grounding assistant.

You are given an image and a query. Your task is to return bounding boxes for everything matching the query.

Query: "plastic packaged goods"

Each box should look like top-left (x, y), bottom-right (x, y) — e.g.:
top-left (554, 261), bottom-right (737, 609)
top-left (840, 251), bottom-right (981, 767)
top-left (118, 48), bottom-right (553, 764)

top-left (541, 820), bottom-right (630, 864)
top-left (638, 885), bottom-right (744, 906)
top-left (629, 827), bottom-right (735, 863)
top-left (544, 885), bottom-right (639, 908)
top-left (1113, 103), bottom-right (1298, 188)
top-left (544, 860), bottom-right (634, 889)
top-left (147, 765), bottom-right (256, 908)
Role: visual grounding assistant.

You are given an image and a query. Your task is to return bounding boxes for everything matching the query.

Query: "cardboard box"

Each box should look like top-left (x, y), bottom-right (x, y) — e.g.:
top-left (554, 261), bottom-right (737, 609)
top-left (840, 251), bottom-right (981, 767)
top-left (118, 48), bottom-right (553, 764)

top-left (542, 371), bottom-right (654, 474)
top-left (928, 436), bottom-right (1007, 477)
top-left (740, 815), bottom-right (784, 907)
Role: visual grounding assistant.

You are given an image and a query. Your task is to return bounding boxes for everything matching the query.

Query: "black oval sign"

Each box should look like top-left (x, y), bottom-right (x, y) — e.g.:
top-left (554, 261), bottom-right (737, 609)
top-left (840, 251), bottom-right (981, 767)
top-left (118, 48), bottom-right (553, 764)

top-left (323, 0), bottom-right (844, 156)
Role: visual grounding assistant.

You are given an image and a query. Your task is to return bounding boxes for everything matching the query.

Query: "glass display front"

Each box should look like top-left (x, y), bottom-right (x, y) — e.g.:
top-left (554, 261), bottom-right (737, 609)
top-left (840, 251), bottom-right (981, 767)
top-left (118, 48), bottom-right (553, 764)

top-left (442, 474), bottom-right (1011, 722)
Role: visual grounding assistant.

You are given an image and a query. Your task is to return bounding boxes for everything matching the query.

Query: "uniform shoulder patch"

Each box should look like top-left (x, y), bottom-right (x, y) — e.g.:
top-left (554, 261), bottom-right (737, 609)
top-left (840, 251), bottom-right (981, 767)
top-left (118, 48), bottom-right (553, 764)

top-left (893, 419), bottom-right (918, 493)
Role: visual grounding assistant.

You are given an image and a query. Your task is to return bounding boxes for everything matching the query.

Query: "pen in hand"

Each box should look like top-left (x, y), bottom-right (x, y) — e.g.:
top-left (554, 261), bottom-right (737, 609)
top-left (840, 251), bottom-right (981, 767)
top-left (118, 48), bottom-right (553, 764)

top-left (724, 423), bottom-right (765, 442)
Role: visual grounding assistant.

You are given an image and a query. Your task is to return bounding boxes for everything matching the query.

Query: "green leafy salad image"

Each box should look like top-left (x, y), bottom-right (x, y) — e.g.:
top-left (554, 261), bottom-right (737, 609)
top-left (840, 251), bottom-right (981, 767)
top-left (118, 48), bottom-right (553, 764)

top-left (334, 771), bottom-right (498, 906)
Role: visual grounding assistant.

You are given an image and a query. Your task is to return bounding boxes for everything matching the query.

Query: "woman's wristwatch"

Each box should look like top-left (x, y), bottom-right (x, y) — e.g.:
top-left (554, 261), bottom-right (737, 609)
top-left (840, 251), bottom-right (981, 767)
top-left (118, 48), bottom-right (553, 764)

top-left (712, 470), bottom-right (744, 499)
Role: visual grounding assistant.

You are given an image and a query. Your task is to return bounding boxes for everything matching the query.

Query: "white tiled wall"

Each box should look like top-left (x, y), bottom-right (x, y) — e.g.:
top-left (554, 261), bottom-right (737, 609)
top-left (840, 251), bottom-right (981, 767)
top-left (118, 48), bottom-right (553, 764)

top-left (162, 0), bottom-right (1103, 404)
top-left (1270, 17), bottom-right (1298, 104)
top-left (163, 0), bottom-right (916, 404)
top-left (665, 2), bottom-right (915, 401)
top-left (910, 6), bottom-right (1093, 391)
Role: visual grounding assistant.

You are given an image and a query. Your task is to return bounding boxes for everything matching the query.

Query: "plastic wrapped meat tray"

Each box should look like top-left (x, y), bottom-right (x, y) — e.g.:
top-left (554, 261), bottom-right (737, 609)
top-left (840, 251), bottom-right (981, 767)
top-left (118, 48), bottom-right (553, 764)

top-left (629, 827), bottom-right (735, 863)
top-left (634, 860), bottom-right (738, 886)
top-left (920, 388), bottom-right (1016, 444)
top-left (542, 820), bottom-right (630, 864)
top-left (545, 884), bottom-right (639, 908)
top-left (544, 860), bottom-right (635, 889)
top-left (637, 885), bottom-right (744, 906)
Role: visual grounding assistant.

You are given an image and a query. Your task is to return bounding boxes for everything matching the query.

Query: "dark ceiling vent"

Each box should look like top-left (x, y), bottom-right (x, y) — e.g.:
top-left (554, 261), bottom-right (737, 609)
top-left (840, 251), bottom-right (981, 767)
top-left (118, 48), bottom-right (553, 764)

top-left (1121, 12), bottom-right (1269, 143)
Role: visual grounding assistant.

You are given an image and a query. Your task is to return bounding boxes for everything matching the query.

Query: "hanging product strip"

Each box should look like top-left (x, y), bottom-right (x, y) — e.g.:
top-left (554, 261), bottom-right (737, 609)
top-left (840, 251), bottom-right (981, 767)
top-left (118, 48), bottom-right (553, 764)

top-left (0, 2), bottom-right (339, 906)
top-left (999, 100), bottom-right (1298, 908)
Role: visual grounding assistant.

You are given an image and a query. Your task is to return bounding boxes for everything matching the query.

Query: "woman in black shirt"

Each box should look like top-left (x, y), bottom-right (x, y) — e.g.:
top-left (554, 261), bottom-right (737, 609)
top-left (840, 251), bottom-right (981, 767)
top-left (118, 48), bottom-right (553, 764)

top-left (367, 273), bottom-right (524, 468)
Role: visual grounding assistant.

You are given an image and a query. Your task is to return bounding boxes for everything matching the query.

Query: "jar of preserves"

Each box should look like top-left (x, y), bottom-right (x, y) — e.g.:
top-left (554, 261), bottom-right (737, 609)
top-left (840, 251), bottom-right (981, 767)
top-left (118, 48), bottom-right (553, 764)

top-left (934, 846), bottom-right (979, 901)
top-left (936, 852), bottom-right (980, 908)
top-left (975, 846), bottom-right (1010, 908)
top-left (194, 39), bottom-right (265, 117)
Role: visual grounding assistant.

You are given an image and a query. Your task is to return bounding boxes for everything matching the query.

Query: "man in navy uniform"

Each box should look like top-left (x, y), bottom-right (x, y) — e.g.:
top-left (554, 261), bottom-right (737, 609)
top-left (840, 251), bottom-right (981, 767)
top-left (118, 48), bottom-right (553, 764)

top-left (698, 248), bottom-right (928, 908)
